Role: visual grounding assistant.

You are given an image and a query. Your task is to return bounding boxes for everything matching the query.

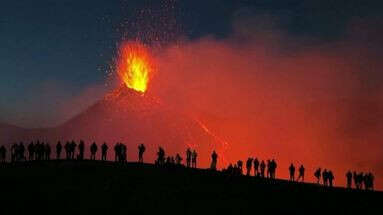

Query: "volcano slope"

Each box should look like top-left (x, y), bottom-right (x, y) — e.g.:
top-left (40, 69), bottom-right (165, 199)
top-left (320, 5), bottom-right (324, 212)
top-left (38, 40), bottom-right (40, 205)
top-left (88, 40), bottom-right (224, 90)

top-left (50, 87), bottom-right (221, 164)
top-left (0, 160), bottom-right (381, 215)
top-left (0, 87), bottom-right (224, 166)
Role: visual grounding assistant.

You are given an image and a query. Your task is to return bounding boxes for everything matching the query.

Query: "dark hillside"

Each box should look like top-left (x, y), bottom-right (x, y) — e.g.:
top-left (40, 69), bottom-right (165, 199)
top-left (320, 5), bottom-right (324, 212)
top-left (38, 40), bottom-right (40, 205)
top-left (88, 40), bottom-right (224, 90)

top-left (0, 161), bottom-right (381, 215)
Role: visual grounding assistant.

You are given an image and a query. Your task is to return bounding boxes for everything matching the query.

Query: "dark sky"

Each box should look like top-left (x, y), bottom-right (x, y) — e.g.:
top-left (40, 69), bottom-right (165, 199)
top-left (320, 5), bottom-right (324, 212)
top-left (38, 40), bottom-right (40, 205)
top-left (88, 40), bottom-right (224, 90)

top-left (1, 0), bottom-right (382, 127)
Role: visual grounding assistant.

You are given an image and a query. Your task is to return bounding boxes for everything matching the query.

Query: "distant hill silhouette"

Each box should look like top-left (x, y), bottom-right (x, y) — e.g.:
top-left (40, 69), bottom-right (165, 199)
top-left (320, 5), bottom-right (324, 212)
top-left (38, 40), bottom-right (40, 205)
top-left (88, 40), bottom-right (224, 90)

top-left (0, 160), bottom-right (381, 215)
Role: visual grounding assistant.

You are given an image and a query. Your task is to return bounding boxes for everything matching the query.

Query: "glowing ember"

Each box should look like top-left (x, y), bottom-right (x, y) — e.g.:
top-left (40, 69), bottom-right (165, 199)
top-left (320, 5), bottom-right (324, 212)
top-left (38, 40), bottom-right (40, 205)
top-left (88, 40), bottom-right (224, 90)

top-left (116, 42), bottom-right (155, 93)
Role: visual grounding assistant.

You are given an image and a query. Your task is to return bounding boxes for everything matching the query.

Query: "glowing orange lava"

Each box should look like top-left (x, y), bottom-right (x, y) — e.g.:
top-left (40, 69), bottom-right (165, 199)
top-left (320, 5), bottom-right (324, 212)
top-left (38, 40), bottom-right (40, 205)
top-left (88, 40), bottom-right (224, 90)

top-left (195, 119), bottom-right (230, 168)
top-left (116, 42), bottom-right (155, 93)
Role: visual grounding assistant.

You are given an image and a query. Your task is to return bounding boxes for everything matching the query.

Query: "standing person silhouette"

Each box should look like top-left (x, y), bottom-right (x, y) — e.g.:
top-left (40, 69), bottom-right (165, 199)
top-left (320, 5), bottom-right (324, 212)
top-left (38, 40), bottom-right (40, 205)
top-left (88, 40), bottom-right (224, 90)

top-left (157, 147), bottom-right (165, 166)
top-left (90, 142), bottom-right (98, 160)
top-left (246, 158), bottom-right (253, 176)
top-left (138, 144), bottom-right (145, 163)
top-left (237, 160), bottom-right (243, 175)
top-left (297, 165), bottom-right (305, 182)
top-left (289, 163), bottom-right (295, 181)
top-left (121, 144), bottom-right (127, 163)
top-left (266, 160), bottom-right (271, 178)
top-left (34, 142), bottom-right (40, 161)
top-left (0, 146), bottom-right (6, 163)
top-left (260, 160), bottom-right (266, 178)
top-left (101, 143), bottom-right (108, 161)
top-left (192, 150), bottom-right (197, 168)
top-left (186, 148), bottom-right (192, 168)
top-left (253, 158), bottom-right (259, 176)
top-left (328, 171), bottom-right (334, 187)
top-left (19, 142), bottom-right (25, 161)
top-left (322, 169), bottom-right (328, 186)
top-left (28, 142), bottom-right (35, 161)
top-left (368, 173), bottom-right (374, 191)
top-left (45, 144), bottom-right (51, 160)
top-left (70, 140), bottom-right (77, 160)
top-left (271, 159), bottom-right (277, 179)
top-left (314, 168), bottom-right (322, 184)
top-left (11, 143), bottom-right (17, 162)
top-left (78, 140), bottom-right (85, 160)
top-left (346, 171), bottom-right (353, 189)
top-left (56, 141), bottom-right (62, 160)
top-left (210, 150), bottom-right (218, 170)
top-left (114, 143), bottom-right (121, 162)
top-left (175, 153), bottom-right (183, 165)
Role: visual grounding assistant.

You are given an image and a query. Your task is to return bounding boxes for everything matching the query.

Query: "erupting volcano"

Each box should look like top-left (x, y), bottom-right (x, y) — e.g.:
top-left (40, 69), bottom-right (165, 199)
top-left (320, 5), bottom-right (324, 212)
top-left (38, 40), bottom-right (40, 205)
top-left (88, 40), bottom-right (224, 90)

top-left (116, 42), bottom-right (155, 93)
top-left (54, 41), bottom-right (230, 167)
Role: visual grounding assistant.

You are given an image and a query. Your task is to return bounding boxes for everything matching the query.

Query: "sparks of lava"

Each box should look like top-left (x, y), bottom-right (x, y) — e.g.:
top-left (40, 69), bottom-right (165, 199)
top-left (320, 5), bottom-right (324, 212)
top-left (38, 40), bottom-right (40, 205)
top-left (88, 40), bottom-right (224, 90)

top-left (116, 41), bottom-right (155, 93)
top-left (195, 119), bottom-right (230, 168)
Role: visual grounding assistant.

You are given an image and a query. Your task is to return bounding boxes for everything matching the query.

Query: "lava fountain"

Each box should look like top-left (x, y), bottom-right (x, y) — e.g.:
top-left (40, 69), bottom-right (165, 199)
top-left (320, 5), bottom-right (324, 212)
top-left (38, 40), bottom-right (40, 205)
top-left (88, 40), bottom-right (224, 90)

top-left (116, 42), bottom-right (155, 93)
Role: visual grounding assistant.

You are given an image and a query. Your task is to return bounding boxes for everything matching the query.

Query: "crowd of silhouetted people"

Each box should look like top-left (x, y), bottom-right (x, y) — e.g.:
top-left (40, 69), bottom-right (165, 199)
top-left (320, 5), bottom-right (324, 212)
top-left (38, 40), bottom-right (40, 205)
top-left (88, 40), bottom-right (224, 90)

top-left (0, 141), bottom-right (119, 162)
top-left (154, 147), bottom-right (198, 168)
top-left (222, 158), bottom-right (278, 179)
top-left (0, 141), bottom-right (376, 191)
top-left (289, 163), bottom-right (306, 182)
top-left (346, 171), bottom-right (374, 191)
top-left (314, 168), bottom-right (335, 187)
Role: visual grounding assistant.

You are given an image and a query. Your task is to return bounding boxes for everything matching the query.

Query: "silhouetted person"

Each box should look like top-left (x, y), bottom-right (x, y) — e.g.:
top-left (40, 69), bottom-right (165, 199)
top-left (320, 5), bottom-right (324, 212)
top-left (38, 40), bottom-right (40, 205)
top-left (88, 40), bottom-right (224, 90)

top-left (39, 142), bottom-right (45, 160)
top-left (101, 143), bottom-right (108, 161)
top-left (65, 142), bottom-right (71, 160)
top-left (253, 158), bottom-right (259, 176)
top-left (328, 171), bottom-right (334, 187)
top-left (156, 147), bottom-right (165, 166)
top-left (322, 169), bottom-right (328, 186)
top-left (114, 143), bottom-right (121, 162)
top-left (28, 142), bottom-right (35, 161)
top-left (367, 172), bottom-right (374, 191)
top-left (19, 142), bottom-right (25, 161)
top-left (90, 142), bottom-right (98, 160)
top-left (0, 146), bottom-right (6, 163)
top-left (78, 140), bottom-right (85, 160)
top-left (314, 168), bottom-right (321, 184)
top-left (246, 158), bottom-right (253, 176)
top-left (34, 142), bottom-right (40, 161)
top-left (237, 160), bottom-right (243, 175)
top-left (121, 144), bottom-right (127, 162)
top-left (289, 163), bottom-right (295, 181)
top-left (70, 140), bottom-right (77, 160)
top-left (354, 172), bottom-right (362, 189)
top-left (56, 141), bottom-right (62, 160)
top-left (210, 150), bottom-right (218, 170)
top-left (186, 148), bottom-right (192, 168)
top-left (346, 171), bottom-right (353, 189)
top-left (192, 150), bottom-right (197, 168)
top-left (138, 144), bottom-right (145, 163)
top-left (11, 143), bottom-right (17, 162)
top-left (270, 159), bottom-right (277, 179)
top-left (266, 160), bottom-right (271, 178)
top-left (45, 144), bottom-right (51, 160)
top-left (166, 156), bottom-right (172, 165)
top-left (175, 153), bottom-right (183, 165)
top-left (297, 165), bottom-right (305, 182)
top-left (260, 160), bottom-right (266, 178)
top-left (225, 163), bottom-right (234, 175)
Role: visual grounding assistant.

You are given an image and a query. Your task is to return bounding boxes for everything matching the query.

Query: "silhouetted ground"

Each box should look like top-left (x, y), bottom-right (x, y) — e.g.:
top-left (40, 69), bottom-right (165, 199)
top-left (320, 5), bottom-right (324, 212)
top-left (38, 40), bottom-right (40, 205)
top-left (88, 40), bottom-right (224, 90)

top-left (0, 161), bottom-right (381, 215)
